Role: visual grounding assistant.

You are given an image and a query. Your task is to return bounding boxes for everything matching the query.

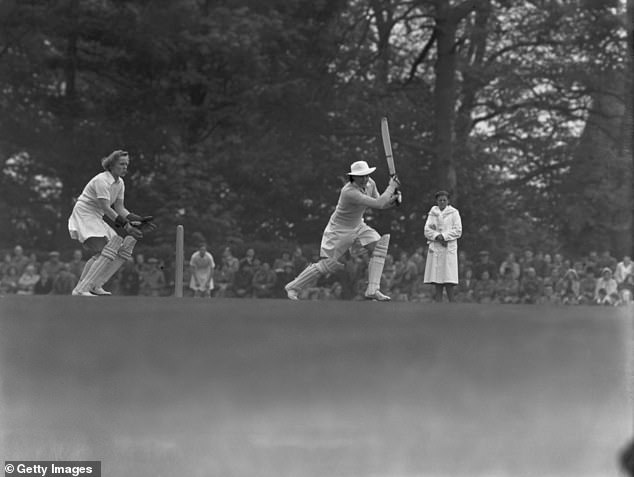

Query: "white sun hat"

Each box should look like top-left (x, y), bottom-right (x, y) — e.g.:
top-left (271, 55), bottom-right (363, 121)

top-left (347, 160), bottom-right (376, 176)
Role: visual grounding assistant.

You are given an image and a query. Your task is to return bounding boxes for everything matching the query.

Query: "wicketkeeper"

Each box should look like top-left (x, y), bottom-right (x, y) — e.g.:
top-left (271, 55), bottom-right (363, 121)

top-left (285, 160), bottom-right (400, 301)
top-left (68, 150), bottom-right (156, 296)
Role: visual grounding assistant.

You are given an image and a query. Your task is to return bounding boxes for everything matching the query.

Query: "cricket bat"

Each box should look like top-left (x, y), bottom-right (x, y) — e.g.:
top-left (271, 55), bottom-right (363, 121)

top-left (381, 117), bottom-right (396, 177)
top-left (381, 117), bottom-right (402, 204)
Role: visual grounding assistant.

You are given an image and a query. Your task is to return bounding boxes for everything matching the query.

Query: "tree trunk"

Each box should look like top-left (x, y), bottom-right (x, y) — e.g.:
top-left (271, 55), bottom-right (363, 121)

top-left (56, 0), bottom-right (80, 248)
top-left (629, 0), bottom-right (634, 256)
top-left (432, 2), bottom-right (457, 201)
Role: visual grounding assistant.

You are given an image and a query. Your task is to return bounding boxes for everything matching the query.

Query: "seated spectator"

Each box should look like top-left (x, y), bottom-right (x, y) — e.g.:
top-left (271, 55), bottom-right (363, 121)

top-left (538, 285), bottom-right (560, 305)
top-left (252, 262), bottom-right (277, 298)
top-left (519, 267), bottom-right (542, 304)
top-left (532, 250), bottom-right (547, 278)
top-left (67, 249), bottom-right (86, 286)
top-left (473, 270), bottom-right (497, 304)
top-left (597, 250), bottom-right (617, 273)
top-left (140, 257), bottom-right (166, 296)
top-left (499, 252), bottom-right (521, 280)
top-left (52, 264), bottom-right (77, 295)
top-left (233, 259), bottom-right (255, 298)
top-left (411, 246), bottom-right (426, 277)
top-left (272, 263), bottom-right (295, 299)
top-left (583, 251), bottom-right (600, 277)
top-left (615, 256), bottom-right (633, 286)
top-left (474, 250), bottom-right (497, 281)
top-left (392, 251), bottom-right (418, 298)
top-left (619, 273), bottom-right (634, 296)
top-left (327, 281), bottom-right (344, 300)
top-left (457, 250), bottom-right (472, 279)
top-left (292, 245), bottom-right (308, 274)
top-left (17, 264), bottom-right (40, 295)
top-left (239, 248), bottom-right (257, 269)
top-left (578, 267), bottom-right (597, 304)
top-left (456, 267), bottom-right (476, 302)
top-left (519, 249), bottom-right (536, 276)
top-left (539, 253), bottom-right (553, 279)
top-left (10, 245), bottom-right (30, 275)
top-left (221, 247), bottom-right (240, 274)
top-left (495, 267), bottom-right (520, 304)
top-left (0, 265), bottom-right (19, 294)
top-left (382, 254), bottom-right (396, 293)
top-left (118, 260), bottom-right (140, 296)
top-left (608, 291), bottom-right (623, 306)
top-left (272, 250), bottom-right (293, 274)
top-left (595, 288), bottom-right (611, 306)
top-left (559, 269), bottom-right (581, 305)
top-left (34, 268), bottom-right (54, 295)
top-left (0, 252), bottom-right (12, 277)
top-left (41, 251), bottom-right (65, 281)
top-left (552, 253), bottom-right (565, 276)
top-left (594, 267), bottom-right (618, 303)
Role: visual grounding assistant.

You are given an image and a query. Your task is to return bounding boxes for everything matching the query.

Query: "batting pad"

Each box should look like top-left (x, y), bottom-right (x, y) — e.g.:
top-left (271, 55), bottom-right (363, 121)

top-left (286, 263), bottom-right (322, 292)
top-left (78, 255), bottom-right (98, 282)
top-left (316, 258), bottom-right (344, 275)
top-left (73, 236), bottom-right (123, 294)
top-left (92, 236), bottom-right (137, 291)
top-left (366, 234), bottom-right (390, 295)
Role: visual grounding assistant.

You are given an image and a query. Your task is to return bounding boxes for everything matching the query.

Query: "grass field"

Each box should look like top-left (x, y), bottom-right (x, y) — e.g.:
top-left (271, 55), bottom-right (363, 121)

top-left (0, 297), bottom-right (631, 477)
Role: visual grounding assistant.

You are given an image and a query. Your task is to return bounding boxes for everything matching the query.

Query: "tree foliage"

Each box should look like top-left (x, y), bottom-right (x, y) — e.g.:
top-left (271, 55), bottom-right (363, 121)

top-left (0, 0), bottom-right (630, 259)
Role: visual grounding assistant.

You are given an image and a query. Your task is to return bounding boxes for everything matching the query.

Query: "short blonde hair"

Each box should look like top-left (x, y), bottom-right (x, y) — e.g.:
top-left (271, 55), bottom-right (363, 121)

top-left (101, 150), bottom-right (129, 171)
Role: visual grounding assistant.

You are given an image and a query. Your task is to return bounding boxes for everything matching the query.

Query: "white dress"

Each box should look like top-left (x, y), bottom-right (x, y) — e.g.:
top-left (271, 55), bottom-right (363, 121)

top-left (68, 171), bottom-right (123, 243)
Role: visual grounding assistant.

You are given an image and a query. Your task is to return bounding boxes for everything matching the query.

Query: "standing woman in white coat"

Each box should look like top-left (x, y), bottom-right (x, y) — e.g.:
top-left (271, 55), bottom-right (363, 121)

top-left (423, 190), bottom-right (462, 302)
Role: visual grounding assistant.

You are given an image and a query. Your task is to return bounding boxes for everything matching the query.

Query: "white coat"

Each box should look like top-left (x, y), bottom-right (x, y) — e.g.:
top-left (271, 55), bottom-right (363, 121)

top-left (423, 205), bottom-right (462, 284)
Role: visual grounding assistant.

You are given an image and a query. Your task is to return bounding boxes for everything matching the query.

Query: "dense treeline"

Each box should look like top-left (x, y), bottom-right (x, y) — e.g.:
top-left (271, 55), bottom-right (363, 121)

top-left (0, 0), bottom-right (631, 259)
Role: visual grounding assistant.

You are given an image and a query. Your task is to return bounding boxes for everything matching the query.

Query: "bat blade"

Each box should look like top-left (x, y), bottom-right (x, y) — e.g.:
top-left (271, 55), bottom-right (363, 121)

top-left (381, 117), bottom-right (396, 176)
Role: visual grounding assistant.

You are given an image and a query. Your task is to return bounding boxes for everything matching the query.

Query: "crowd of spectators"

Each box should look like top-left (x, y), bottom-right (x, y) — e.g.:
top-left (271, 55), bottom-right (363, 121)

top-left (1, 243), bottom-right (632, 306)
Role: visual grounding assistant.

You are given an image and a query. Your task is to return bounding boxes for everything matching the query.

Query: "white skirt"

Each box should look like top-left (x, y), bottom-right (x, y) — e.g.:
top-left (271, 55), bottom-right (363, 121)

top-left (68, 201), bottom-right (118, 243)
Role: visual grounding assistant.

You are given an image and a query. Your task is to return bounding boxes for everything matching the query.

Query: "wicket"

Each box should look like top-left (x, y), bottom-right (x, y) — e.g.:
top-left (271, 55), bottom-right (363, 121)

top-left (175, 225), bottom-right (184, 297)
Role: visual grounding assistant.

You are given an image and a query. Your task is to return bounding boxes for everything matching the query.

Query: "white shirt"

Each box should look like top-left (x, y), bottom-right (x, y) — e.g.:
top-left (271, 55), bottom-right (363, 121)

top-left (75, 171), bottom-right (125, 214)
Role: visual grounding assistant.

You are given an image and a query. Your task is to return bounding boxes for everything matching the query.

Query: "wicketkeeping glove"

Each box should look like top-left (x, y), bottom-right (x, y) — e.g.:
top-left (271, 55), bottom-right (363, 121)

top-left (127, 213), bottom-right (158, 234)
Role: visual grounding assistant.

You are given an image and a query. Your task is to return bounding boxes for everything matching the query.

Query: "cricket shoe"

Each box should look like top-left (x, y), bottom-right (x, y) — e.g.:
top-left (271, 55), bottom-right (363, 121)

top-left (90, 287), bottom-right (112, 296)
top-left (72, 289), bottom-right (96, 297)
top-left (285, 285), bottom-right (300, 301)
top-left (364, 290), bottom-right (391, 301)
